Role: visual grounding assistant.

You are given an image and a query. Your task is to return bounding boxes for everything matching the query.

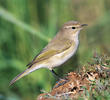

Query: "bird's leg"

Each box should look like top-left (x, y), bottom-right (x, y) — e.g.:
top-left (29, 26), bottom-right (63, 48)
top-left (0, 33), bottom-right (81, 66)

top-left (50, 69), bottom-right (68, 81)
top-left (50, 69), bottom-right (69, 88)
top-left (51, 69), bottom-right (61, 79)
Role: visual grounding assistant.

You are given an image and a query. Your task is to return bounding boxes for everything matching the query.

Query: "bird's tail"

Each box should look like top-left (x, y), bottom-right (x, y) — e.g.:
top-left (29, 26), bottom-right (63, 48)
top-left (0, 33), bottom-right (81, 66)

top-left (9, 64), bottom-right (42, 86)
top-left (9, 69), bottom-right (28, 86)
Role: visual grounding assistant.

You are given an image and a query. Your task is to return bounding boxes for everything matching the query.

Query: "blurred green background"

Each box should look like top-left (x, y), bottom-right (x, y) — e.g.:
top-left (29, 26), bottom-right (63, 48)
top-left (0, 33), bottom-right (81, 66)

top-left (0, 0), bottom-right (110, 100)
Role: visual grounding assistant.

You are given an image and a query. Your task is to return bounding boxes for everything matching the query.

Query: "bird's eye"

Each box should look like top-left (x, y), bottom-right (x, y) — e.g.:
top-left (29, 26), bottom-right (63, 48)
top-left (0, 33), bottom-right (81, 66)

top-left (72, 27), bottom-right (76, 29)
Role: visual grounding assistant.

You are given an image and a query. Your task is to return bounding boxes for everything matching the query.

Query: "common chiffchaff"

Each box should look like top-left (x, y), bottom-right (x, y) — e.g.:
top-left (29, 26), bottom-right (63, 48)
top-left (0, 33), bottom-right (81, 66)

top-left (10, 21), bottom-right (87, 85)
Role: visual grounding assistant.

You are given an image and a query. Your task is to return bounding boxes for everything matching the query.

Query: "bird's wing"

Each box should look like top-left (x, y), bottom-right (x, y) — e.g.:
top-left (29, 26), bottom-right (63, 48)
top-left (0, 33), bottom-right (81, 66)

top-left (27, 39), bottom-right (73, 68)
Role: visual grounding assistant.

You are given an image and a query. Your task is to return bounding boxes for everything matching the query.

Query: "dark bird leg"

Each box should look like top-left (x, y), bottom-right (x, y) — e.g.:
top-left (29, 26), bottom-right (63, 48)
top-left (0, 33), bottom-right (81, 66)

top-left (51, 69), bottom-right (61, 79)
top-left (50, 69), bottom-right (69, 88)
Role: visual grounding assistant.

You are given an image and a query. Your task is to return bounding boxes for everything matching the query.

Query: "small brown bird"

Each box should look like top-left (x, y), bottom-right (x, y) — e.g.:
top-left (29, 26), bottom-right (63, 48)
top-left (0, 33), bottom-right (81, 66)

top-left (10, 21), bottom-right (87, 86)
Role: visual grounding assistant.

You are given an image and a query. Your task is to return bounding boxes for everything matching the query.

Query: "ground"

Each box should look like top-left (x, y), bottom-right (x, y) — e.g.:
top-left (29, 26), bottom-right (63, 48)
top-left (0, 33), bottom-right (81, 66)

top-left (37, 54), bottom-right (110, 100)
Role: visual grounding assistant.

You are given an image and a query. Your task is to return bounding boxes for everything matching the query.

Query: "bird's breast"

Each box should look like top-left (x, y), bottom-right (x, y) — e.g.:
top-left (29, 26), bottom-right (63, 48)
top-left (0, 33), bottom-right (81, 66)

top-left (48, 40), bottom-right (79, 68)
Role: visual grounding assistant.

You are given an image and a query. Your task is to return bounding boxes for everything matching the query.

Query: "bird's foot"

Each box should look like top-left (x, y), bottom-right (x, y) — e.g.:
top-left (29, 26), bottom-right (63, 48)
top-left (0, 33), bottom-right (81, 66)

top-left (54, 77), bottom-right (69, 88)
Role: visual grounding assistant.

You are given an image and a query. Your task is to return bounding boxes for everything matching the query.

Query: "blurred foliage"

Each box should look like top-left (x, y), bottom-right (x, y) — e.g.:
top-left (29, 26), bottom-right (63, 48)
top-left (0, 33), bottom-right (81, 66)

top-left (0, 0), bottom-right (110, 100)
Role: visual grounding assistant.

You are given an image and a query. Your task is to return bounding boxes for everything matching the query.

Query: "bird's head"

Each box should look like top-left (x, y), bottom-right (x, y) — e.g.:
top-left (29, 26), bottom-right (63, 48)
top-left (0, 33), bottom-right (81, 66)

top-left (61, 21), bottom-right (87, 36)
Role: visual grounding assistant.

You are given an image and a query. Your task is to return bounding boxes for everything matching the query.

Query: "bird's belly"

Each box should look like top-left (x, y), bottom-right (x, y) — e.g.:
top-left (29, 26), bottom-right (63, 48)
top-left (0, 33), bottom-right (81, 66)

top-left (48, 43), bottom-right (79, 68)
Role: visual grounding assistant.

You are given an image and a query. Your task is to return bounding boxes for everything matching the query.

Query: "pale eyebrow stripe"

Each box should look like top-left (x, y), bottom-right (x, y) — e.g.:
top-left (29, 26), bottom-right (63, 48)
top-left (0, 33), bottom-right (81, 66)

top-left (64, 26), bottom-right (78, 29)
top-left (64, 26), bottom-right (73, 29)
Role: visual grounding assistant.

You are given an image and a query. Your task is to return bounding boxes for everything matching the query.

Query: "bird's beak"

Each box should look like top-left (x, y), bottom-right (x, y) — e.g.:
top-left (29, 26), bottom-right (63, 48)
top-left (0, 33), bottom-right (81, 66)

top-left (81, 24), bottom-right (88, 27)
top-left (80, 24), bottom-right (88, 30)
